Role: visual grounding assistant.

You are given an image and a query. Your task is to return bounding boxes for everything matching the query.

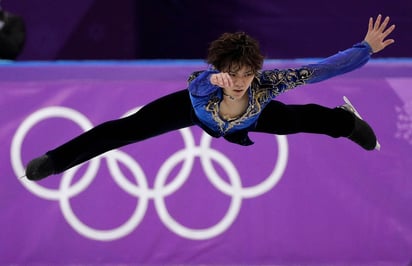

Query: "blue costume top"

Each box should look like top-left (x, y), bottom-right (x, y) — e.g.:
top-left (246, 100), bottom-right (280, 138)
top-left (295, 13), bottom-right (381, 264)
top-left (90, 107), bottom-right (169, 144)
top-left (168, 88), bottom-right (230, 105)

top-left (187, 42), bottom-right (372, 145)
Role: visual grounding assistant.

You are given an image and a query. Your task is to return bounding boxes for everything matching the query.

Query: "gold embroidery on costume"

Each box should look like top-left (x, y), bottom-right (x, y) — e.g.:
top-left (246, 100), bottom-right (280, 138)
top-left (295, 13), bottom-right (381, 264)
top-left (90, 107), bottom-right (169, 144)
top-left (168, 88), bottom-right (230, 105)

top-left (258, 67), bottom-right (314, 93)
top-left (205, 96), bottom-right (251, 134)
top-left (205, 96), bottom-right (226, 133)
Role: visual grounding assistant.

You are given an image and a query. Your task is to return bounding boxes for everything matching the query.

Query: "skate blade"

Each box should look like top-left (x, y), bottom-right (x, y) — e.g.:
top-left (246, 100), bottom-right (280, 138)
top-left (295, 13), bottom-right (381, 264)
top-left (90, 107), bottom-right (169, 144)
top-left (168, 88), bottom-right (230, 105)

top-left (343, 96), bottom-right (381, 151)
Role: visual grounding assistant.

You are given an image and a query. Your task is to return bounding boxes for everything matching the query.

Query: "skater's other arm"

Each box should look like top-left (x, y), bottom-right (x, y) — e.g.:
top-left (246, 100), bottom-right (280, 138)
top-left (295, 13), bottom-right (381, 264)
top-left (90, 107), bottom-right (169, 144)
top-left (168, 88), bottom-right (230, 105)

top-left (256, 15), bottom-right (396, 96)
top-left (187, 69), bottom-right (221, 97)
top-left (304, 14), bottom-right (396, 83)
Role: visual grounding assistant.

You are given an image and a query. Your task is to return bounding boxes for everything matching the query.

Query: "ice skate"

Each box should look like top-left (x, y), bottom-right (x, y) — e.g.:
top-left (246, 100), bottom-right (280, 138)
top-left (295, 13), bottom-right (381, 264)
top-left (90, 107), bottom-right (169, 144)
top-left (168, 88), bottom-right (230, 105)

top-left (25, 155), bottom-right (55, 181)
top-left (340, 96), bottom-right (380, 151)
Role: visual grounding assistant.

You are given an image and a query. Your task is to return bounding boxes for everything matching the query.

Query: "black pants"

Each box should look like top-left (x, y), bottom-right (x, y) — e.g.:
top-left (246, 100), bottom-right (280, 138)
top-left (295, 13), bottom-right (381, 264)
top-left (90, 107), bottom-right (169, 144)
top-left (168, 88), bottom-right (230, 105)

top-left (47, 89), bottom-right (354, 173)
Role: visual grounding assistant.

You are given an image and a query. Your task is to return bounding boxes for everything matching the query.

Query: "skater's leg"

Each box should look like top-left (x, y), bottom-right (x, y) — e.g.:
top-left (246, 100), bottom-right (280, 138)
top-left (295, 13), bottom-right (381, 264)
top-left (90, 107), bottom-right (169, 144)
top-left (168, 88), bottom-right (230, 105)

top-left (252, 100), bottom-right (377, 150)
top-left (26, 89), bottom-right (195, 180)
top-left (253, 100), bottom-right (354, 137)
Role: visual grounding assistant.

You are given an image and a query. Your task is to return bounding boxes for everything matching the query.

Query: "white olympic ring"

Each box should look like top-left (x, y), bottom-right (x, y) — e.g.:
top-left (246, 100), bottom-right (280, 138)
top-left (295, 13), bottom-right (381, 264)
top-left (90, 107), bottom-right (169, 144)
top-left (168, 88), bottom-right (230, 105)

top-left (11, 106), bottom-right (289, 241)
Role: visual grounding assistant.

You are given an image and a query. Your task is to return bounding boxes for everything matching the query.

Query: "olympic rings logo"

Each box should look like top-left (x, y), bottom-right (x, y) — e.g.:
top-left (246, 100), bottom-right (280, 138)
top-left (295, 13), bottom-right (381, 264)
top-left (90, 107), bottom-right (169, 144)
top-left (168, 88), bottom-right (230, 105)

top-left (11, 106), bottom-right (289, 241)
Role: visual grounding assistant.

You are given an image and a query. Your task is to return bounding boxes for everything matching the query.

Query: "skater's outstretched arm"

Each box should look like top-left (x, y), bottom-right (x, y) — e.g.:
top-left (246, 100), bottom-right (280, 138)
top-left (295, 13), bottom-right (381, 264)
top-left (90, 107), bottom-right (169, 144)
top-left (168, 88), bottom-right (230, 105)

top-left (292, 14), bottom-right (396, 85)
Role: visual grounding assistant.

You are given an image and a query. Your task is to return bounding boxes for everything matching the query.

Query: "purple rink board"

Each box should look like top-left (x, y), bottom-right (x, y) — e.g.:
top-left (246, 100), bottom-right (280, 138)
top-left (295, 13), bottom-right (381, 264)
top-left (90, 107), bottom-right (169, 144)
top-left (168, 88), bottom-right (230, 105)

top-left (1, 59), bottom-right (412, 266)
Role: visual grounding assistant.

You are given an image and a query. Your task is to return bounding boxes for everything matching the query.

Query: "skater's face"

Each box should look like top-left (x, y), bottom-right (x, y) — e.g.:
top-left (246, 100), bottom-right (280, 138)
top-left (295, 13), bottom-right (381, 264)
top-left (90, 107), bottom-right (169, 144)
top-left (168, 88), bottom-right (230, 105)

top-left (222, 64), bottom-right (255, 99)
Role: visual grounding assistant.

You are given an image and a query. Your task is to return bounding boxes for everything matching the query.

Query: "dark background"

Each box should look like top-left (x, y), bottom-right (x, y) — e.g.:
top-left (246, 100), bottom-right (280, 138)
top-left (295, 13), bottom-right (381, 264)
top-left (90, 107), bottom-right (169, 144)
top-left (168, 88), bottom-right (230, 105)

top-left (3, 0), bottom-right (411, 60)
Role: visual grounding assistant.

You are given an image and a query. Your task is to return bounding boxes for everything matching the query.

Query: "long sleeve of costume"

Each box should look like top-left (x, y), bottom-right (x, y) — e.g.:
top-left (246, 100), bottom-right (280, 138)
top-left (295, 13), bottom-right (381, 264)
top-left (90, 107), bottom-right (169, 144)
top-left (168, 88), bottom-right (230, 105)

top-left (259, 41), bottom-right (373, 97)
top-left (305, 41), bottom-right (372, 83)
top-left (187, 69), bottom-right (220, 96)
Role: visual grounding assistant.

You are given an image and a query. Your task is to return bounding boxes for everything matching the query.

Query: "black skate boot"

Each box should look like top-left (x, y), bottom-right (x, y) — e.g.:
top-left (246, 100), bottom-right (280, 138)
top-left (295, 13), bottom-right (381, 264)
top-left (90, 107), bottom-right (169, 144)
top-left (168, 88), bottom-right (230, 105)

top-left (340, 96), bottom-right (380, 151)
top-left (25, 155), bottom-right (55, 181)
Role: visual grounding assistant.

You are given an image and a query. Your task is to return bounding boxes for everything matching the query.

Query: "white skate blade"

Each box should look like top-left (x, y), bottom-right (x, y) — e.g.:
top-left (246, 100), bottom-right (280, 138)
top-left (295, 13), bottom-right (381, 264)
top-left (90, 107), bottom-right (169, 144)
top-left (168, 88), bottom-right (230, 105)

top-left (343, 96), bottom-right (381, 151)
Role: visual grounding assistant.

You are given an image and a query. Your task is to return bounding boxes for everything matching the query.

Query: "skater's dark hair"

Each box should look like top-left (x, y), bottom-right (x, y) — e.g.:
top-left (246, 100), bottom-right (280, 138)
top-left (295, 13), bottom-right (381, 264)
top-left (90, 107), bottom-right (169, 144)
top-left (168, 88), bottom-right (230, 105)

top-left (207, 32), bottom-right (264, 74)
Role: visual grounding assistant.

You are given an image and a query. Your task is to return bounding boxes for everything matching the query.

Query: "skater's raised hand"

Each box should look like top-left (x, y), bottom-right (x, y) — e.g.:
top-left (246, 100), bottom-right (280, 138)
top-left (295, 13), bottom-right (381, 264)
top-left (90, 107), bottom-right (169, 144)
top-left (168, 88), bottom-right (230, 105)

top-left (364, 14), bottom-right (395, 54)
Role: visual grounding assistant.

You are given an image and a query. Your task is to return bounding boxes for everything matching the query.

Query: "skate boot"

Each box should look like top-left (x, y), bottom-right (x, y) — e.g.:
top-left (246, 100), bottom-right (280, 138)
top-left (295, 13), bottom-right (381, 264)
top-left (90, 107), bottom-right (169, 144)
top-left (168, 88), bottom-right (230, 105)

top-left (340, 96), bottom-right (380, 151)
top-left (25, 155), bottom-right (55, 181)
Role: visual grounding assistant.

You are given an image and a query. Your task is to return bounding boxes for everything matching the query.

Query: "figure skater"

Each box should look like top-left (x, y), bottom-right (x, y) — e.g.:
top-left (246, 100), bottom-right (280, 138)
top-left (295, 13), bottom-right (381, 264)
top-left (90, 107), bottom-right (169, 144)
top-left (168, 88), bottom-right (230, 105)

top-left (25, 15), bottom-right (395, 181)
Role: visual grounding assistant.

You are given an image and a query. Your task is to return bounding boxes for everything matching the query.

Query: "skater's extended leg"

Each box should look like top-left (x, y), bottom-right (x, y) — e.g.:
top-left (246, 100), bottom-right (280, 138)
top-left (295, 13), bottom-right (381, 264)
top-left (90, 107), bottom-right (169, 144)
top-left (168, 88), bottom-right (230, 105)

top-left (252, 100), bottom-right (377, 150)
top-left (253, 100), bottom-right (354, 136)
top-left (26, 89), bottom-right (195, 180)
